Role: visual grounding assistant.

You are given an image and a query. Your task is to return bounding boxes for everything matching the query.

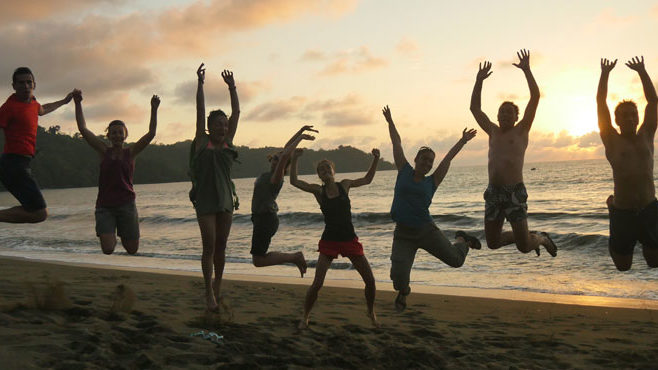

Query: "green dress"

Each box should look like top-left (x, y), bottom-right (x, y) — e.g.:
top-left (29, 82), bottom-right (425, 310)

top-left (189, 134), bottom-right (239, 215)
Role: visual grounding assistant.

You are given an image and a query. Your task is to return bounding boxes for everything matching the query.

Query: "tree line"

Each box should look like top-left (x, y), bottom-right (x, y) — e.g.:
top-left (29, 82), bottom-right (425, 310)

top-left (1, 126), bottom-right (395, 189)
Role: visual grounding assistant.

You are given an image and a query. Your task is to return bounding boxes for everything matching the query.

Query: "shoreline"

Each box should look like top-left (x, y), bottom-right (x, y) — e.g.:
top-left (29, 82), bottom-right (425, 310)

top-left (4, 255), bottom-right (658, 311)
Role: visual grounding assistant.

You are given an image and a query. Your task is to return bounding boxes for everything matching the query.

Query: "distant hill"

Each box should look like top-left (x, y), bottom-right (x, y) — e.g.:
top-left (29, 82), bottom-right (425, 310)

top-left (0, 125), bottom-right (395, 189)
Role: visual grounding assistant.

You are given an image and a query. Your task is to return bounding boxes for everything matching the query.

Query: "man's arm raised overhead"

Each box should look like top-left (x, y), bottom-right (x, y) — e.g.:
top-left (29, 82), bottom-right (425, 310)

top-left (597, 58), bottom-right (617, 142)
top-left (627, 56), bottom-right (658, 138)
top-left (470, 61), bottom-right (497, 135)
top-left (514, 49), bottom-right (540, 131)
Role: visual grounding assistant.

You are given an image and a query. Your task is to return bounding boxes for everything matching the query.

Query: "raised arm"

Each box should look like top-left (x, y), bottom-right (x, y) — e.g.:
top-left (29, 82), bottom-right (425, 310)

top-left (131, 95), bottom-right (160, 157)
top-left (72, 89), bottom-right (107, 155)
top-left (283, 125), bottom-right (319, 148)
top-left (222, 70), bottom-right (240, 142)
top-left (514, 49), bottom-right (540, 131)
top-left (627, 56), bottom-right (658, 136)
top-left (343, 148), bottom-right (380, 191)
top-left (470, 61), bottom-right (496, 134)
top-left (195, 63), bottom-right (206, 139)
top-left (270, 133), bottom-right (315, 185)
top-left (40, 90), bottom-right (74, 116)
top-left (597, 58), bottom-right (617, 140)
top-left (432, 128), bottom-right (476, 187)
top-left (382, 105), bottom-right (407, 170)
top-left (289, 149), bottom-right (322, 195)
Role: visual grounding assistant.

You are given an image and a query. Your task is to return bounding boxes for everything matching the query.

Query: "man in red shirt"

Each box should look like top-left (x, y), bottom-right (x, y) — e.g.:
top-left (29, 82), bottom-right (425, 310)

top-left (0, 67), bottom-right (73, 223)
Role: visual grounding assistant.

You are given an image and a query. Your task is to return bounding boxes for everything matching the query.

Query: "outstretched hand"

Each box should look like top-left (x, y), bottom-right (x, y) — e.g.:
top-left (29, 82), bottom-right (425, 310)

top-left (382, 105), bottom-right (394, 123)
top-left (71, 89), bottom-right (82, 103)
top-left (477, 61), bottom-right (492, 80)
top-left (512, 49), bottom-right (531, 71)
top-left (197, 63), bottom-right (205, 83)
top-left (299, 124), bottom-right (319, 134)
top-left (221, 70), bottom-right (235, 87)
top-left (600, 58), bottom-right (617, 73)
top-left (461, 128), bottom-right (477, 142)
top-left (371, 148), bottom-right (380, 158)
top-left (625, 56), bottom-right (645, 72)
top-left (300, 134), bottom-right (315, 141)
top-left (151, 95), bottom-right (160, 109)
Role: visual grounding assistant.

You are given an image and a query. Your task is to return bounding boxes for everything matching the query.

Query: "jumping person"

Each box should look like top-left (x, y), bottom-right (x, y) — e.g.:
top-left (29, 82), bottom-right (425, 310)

top-left (597, 56), bottom-right (658, 271)
top-left (290, 147), bottom-right (381, 328)
top-left (383, 105), bottom-right (480, 312)
top-left (189, 63), bottom-right (240, 312)
top-left (470, 49), bottom-right (557, 257)
top-left (0, 67), bottom-right (74, 223)
top-left (250, 125), bottom-right (317, 275)
top-left (72, 89), bottom-right (159, 255)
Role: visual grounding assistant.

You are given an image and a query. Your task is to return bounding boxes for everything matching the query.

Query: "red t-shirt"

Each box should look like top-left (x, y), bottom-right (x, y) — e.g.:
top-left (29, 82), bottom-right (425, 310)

top-left (0, 94), bottom-right (41, 156)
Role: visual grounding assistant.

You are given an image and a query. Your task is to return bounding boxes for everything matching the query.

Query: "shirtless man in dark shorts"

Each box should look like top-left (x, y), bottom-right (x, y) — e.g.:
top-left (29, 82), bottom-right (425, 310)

top-left (597, 56), bottom-right (658, 271)
top-left (470, 49), bottom-right (557, 256)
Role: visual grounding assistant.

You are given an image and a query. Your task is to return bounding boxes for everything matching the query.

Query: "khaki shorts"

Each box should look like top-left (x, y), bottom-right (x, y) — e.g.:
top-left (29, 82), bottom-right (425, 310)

top-left (95, 201), bottom-right (140, 240)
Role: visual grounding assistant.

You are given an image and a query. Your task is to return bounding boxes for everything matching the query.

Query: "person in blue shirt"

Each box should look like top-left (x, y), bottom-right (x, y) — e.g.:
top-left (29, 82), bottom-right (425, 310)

top-left (383, 105), bottom-right (480, 312)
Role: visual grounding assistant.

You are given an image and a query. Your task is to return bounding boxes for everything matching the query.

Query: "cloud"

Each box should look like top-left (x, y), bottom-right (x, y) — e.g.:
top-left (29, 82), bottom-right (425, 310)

top-left (245, 96), bottom-right (306, 121)
top-left (0, 0), bottom-right (357, 99)
top-left (396, 37), bottom-right (419, 54)
top-left (0, 0), bottom-right (121, 23)
top-left (246, 93), bottom-right (376, 127)
top-left (172, 78), bottom-right (267, 106)
top-left (301, 46), bottom-right (388, 75)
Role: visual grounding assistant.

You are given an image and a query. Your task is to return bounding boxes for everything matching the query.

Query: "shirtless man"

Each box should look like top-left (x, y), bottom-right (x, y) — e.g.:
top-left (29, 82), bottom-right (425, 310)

top-left (470, 49), bottom-right (557, 256)
top-left (597, 56), bottom-right (658, 271)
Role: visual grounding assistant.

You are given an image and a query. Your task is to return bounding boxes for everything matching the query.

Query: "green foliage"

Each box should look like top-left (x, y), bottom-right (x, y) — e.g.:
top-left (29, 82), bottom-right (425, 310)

top-left (1, 127), bottom-right (394, 189)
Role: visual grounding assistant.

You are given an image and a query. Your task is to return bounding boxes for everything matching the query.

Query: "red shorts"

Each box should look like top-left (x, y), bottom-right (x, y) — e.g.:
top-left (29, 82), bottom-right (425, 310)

top-left (318, 237), bottom-right (364, 258)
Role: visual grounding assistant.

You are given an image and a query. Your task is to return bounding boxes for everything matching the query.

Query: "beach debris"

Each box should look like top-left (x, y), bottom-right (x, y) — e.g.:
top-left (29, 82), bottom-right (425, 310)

top-left (26, 280), bottom-right (72, 310)
top-left (110, 284), bottom-right (136, 313)
top-left (190, 330), bottom-right (224, 344)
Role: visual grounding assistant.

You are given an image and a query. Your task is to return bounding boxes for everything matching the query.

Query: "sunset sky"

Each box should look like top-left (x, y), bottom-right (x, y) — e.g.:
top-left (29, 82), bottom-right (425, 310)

top-left (1, 0), bottom-right (657, 165)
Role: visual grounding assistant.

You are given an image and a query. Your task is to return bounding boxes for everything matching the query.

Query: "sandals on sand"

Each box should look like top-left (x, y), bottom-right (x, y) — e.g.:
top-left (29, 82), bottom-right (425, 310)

top-left (455, 231), bottom-right (481, 250)
top-left (395, 287), bottom-right (410, 313)
top-left (541, 232), bottom-right (557, 257)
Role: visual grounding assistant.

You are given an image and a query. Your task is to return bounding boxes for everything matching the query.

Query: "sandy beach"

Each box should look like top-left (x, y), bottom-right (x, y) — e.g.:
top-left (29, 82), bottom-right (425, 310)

top-left (0, 256), bottom-right (656, 369)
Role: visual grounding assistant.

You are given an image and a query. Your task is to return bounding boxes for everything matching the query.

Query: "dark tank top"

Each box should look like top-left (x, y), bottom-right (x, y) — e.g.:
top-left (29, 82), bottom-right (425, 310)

top-left (320, 182), bottom-right (356, 242)
top-left (96, 147), bottom-right (135, 208)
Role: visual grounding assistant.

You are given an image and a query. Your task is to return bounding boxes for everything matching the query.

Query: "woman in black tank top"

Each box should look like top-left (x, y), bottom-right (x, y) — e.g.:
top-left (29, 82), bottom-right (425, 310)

top-left (290, 147), bottom-right (381, 329)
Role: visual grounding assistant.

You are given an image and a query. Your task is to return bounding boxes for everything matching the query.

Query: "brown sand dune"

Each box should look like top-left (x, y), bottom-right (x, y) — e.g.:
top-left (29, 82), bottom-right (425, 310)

top-left (0, 256), bottom-right (656, 369)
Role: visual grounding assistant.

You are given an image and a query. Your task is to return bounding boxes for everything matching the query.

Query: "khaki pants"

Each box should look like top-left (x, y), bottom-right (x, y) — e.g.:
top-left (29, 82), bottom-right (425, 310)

top-left (390, 222), bottom-right (469, 292)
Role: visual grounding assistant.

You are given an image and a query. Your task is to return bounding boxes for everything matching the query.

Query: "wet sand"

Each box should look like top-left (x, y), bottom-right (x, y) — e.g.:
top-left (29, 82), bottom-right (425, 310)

top-left (0, 256), bottom-right (656, 369)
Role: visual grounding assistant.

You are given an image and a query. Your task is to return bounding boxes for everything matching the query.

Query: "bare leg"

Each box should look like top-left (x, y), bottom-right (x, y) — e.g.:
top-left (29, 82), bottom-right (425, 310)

top-left (609, 246), bottom-right (633, 271)
top-left (213, 212), bottom-right (232, 304)
top-left (642, 246), bottom-right (658, 268)
top-left (197, 213), bottom-right (219, 312)
top-left (0, 206), bottom-right (47, 223)
top-left (348, 255), bottom-right (379, 328)
top-left (299, 253), bottom-right (333, 329)
top-left (120, 238), bottom-right (139, 255)
top-left (99, 234), bottom-right (117, 255)
top-left (253, 251), bottom-right (307, 277)
top-left (484, 217), bottom-right (507, 249)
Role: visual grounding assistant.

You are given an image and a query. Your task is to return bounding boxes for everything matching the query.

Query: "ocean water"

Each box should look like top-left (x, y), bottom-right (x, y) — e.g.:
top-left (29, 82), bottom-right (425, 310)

top-left (1, 159), bottom-right (657, 301)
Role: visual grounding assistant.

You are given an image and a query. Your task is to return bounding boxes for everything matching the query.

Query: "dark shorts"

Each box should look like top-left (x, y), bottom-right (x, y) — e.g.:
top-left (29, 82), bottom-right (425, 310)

top-left (484, 183), bottom-right (528, 223)
top-left (251, 213), bottom-right (279, 256)
top-left (0, 154), bottom-right (46, 211)
top-left (95, 201), bottom-right (140, 240)
top-left (608, 199), bottom-right (658, 255)
top-left (318, 237), bottom-right (364, 258)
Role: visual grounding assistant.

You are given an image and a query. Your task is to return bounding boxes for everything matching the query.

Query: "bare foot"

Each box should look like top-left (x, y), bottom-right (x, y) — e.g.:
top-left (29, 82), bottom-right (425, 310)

top-left (295, 252), bottom-right (307, 278)
top-left (368, 311), bottom-right (381, 328)
top-left (394, 287), bottom-right (410, 313)
top-left (298, 317), bottom-right (310, 329)
top-left (206, 294), bottom-right (219, 313)
top-left (212, 278), bottom-right (221, 303)
top-left (541, 232), bottom-right (557, 257)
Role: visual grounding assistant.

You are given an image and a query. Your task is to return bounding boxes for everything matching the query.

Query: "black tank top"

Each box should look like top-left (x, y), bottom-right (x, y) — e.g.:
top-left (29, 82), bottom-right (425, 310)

top-left (320, 182), bottom-right (357, 241)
